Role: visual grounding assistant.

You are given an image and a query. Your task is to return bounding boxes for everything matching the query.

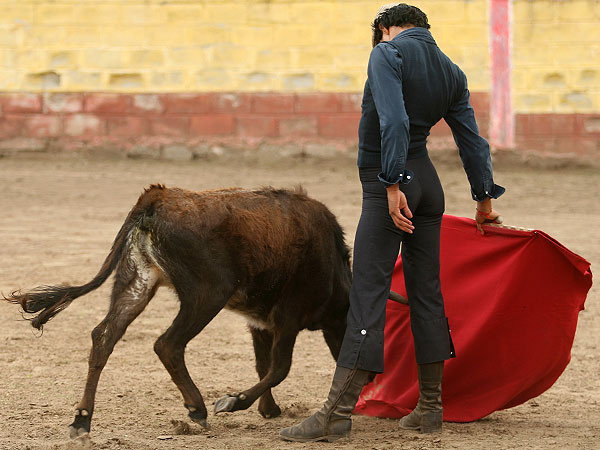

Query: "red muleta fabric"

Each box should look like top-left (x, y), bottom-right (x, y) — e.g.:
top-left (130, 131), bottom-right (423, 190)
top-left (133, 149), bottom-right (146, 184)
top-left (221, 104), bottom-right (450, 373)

top-left (354, 215), bottom-right (593, 422)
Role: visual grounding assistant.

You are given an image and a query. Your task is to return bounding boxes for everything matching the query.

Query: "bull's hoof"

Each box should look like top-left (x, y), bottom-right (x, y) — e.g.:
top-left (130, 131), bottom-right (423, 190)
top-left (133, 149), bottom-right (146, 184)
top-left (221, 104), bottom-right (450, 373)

top-left (69, 409), bottom-right (91, 439)
top-left (185, 404), bottom-right (208, 428)
top-left (214, 395), bottom-right (239, 414)
top-left (258, 399), bottom-right (282, 419)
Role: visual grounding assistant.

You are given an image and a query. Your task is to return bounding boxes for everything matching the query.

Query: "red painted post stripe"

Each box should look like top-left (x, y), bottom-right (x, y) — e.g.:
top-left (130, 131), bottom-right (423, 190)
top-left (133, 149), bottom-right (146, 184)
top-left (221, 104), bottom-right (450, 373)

top-left (489, 0), bottom-right (514, 148)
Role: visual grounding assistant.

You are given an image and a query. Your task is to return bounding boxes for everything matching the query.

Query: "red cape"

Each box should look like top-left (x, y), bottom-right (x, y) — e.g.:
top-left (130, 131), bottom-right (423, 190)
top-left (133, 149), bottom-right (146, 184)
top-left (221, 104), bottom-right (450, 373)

top-left (355, 215), bottom-right (592, 422)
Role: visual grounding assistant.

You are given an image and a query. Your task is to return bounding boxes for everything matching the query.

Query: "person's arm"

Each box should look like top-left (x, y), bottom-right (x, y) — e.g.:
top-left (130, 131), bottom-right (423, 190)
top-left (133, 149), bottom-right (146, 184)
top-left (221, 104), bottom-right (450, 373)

top-left (444, 70), bottom-right (505, 234)
top-left (367, 43), bottom-right (412, 188)
top-left (367, 43), bottom-right (414, 233)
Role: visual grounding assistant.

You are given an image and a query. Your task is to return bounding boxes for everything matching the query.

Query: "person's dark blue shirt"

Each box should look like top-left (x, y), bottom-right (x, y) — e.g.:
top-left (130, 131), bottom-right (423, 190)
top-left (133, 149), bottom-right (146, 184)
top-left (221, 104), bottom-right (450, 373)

top-left (357, 27), bottom-right (504, 201)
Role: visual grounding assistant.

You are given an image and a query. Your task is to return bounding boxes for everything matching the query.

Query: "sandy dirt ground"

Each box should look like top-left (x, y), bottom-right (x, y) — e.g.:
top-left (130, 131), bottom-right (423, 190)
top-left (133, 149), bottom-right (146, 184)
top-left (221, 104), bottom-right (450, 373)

top-left (0, 152), bottom-right (598, 450)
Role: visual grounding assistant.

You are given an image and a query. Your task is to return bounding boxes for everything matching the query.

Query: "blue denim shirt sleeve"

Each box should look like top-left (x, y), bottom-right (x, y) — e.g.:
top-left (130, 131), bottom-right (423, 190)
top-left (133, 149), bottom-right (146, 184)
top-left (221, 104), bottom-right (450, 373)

top-left (367, 43), bottom-right (414, 188)
top-left (444, 71), bottom-right (505, 201)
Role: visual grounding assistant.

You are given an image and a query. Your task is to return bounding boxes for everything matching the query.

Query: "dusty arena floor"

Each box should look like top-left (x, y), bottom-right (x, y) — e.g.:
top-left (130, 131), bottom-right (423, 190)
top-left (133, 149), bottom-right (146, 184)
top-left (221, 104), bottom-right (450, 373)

top-left (0, 153), bottom-right (598, 450)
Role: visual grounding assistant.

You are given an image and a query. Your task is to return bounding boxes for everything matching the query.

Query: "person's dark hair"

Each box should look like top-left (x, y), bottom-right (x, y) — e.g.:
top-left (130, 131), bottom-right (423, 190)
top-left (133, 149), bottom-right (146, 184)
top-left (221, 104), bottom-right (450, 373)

top-left (372, 3), bottom-right (430, 47)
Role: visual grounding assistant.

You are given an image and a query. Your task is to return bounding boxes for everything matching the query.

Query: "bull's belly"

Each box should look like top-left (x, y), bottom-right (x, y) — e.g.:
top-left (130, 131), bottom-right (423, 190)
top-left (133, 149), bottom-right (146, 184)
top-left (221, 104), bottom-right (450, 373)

top-left (224, 291), bottom-right (272, 331)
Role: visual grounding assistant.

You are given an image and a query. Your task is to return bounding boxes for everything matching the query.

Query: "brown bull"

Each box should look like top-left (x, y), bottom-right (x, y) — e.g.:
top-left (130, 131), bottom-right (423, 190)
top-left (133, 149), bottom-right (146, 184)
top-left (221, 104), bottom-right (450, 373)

top-left (5, 185), bottom-right (352, 437)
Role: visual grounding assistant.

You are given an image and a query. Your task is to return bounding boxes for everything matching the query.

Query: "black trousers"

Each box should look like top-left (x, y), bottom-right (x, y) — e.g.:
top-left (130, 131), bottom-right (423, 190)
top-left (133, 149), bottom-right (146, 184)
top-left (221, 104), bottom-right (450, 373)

top-left (337, 155), bottom-right (455, 373)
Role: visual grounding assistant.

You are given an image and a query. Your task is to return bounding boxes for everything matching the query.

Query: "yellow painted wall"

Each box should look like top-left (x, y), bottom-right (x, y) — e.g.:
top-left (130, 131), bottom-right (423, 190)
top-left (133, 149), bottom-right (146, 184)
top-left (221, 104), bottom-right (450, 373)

top-left (1, 0), bottom-right (598, 114)
top-left (0, 0), bottom-right (488, 93)
top-left (513, 0), bottom-right (600, 113)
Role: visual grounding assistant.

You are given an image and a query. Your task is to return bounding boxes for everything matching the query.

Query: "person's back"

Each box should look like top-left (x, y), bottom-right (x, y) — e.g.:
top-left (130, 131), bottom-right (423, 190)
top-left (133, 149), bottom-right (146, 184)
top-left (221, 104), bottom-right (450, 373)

top-left (385, 29), bottom-right (462, 149)
top-left (358, 26), bottom-right (466, 169)
top-left (359, 22), bottom-right (503, 202)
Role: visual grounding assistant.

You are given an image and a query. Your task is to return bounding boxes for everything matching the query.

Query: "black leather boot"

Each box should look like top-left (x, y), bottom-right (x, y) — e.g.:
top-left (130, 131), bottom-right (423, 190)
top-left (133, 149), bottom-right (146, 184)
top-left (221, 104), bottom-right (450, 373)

top-left (398, 361), bottom-right (444, 433)
top-left (279, 366), bottom-right (371, 442)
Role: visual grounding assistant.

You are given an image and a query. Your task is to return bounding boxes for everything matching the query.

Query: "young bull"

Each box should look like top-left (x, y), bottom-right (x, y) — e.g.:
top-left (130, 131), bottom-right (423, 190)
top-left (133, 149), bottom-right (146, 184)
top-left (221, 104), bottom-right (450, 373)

top-left (5, 185), bottom-right (351, 438)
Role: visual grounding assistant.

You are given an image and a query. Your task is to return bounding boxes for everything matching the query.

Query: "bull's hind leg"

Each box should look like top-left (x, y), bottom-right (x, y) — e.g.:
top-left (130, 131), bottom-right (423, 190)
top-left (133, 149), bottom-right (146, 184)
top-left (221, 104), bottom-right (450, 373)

top-left (248, 327), bottom-right (281, 418)
top-left (214, 328), bottom-right (297, 415)
top-left (153, 291), bottom-right (231, 428)
top-left (69, 265), bottom-right (159, 438)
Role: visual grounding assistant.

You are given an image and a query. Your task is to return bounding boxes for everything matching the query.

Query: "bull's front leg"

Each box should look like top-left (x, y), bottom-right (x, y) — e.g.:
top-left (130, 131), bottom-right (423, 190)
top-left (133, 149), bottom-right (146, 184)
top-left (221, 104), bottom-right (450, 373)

top-left (247, 327), bottom-right (281, 418)
top-left (214, 330), bottom-right (297, 415)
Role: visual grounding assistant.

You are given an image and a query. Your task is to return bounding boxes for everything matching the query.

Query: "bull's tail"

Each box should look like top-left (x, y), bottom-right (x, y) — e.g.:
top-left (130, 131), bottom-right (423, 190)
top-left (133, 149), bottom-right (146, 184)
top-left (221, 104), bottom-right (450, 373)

top-left (4, 194), bottom-right (152, 330)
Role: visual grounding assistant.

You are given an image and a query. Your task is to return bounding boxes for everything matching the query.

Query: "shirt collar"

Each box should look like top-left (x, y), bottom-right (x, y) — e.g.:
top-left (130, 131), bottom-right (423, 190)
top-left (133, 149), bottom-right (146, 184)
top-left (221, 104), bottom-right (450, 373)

top-left (392, 27), bottom-right (436, 45)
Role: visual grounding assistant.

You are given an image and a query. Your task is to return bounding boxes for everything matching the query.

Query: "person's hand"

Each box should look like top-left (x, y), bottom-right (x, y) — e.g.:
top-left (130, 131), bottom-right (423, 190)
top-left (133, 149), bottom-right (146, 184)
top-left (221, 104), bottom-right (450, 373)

top-left (386, 185), bottom-right (414, 233)
top-left (475, 198), bottom-right (502, 235)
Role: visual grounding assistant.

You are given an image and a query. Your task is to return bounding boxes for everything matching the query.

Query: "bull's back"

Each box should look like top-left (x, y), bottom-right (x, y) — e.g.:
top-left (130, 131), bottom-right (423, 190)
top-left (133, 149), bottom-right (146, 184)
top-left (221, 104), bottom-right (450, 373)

top-left (142, 185), bottom-right (349, 274)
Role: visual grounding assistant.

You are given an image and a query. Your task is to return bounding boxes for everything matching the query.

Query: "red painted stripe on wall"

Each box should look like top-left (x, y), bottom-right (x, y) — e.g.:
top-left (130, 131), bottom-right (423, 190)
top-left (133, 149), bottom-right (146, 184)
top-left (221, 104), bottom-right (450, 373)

top-left (490, 0), bottom-right (514, 148)
top-left (0, 92), bottom-right (597, 158)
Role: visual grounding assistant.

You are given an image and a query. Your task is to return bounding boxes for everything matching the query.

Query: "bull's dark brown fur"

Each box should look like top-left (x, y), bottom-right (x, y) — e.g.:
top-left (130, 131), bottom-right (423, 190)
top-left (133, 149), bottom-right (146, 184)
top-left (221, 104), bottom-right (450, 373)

top-left (5, 185), bottom-right (351, 437)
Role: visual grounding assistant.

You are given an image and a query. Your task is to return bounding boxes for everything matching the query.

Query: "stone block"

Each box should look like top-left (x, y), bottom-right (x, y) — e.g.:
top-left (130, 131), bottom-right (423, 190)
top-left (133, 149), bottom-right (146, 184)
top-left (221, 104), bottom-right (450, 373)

top-left (64, 114), bottom-right (105, 136)
top-left (514, 93), bottom-right (552, 113)
top-left (252, 94), bottom-right (295, 113)
top-left (64, 71), bottom-right (102, 90)
top-left (236, 116), bottom-right (278, 137)
top-left (243, 72), bottom-right (276, 90)
top-left (318, 114), bottom-right (361, 138)
top-left (295, 93), bottom-right (340, 113)
top-left (1, 93), bottom-right (42, 113)
top-left (283, 73), bottom-right (315, 90)
top-left (316, 73), bottom-right (361, 91)
top-left (167, 47), bottom-right (209, 67)
top-left (0, 138), bottom-right (46, 153)
top-left (150, 117), bottom-right (190, 136)
top-left (151, 72), bottom-right (184, 88)
top-left (162, 93), bottom-right (214, 114)
top-left (279, 116), bottom-right (318, 137)
top-left (561, 92), bottom-right (594, 111)
top-left (85, 94), bottom-right (132, 114)
top-left (133, 94), bottom-right (164, 113)
top-left (24, 115), bottom-right (62, 138)
top-left (127, 145), bottom-right (161, 160)
top-left (518, 114), bottom-right (577, 136)
top-left (295, 48), bottom-right (337, 68)
top-left (582, 116), bottom-right (600, 134)
top-left (255, 49), bottom-right (291, 69)
top-left (205, 4), bottom-right (247, 24)
top-left (84, 49), bottom-right (123, 69)
top-left (212, 93), bottom-right (252, 113)
top-left (128, 49), bottom-right (165, 68)
top-left (190, 114), bottom-right (235, 136)
top-left (303, 143), bottom-right (344, 158)
top-left (44, 93), bottom-right (83, 113)
top-left (163, 4), bottom-right (205, 23)
top-left (211, 44), bottom-right (250, 69)
top-left (24, 71), bottom-right (61, 89)
top-left (34, 5), bottom-right (75, 24)
top-left (1, 4), bottom-right (34, 23)
top-left (0, 114), bottom-right (25, 138)
top-left (339, 93), bottom-right (363, 113)
top-left (555, 136), bottom-right (598, 157)
top-left (469, 92), bottom-right (490, 120)
top-left (557, 1), bottom-right (595, 22)
top-left (106, 116), bottom-right (149, 137)
top-left (513, 0), bottom-right (555, 23)
top-left (49, 51), bottom-right (76, 69)
top-left (108, 73), bottom-right (144, 89)
top-left (162, 145), bottom-right (193, 161)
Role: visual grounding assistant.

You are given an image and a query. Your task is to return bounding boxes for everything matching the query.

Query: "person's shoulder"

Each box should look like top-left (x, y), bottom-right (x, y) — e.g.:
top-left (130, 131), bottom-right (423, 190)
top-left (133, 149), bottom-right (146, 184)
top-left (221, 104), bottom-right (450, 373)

top-left (370, 42), bottom-right (401, 63)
